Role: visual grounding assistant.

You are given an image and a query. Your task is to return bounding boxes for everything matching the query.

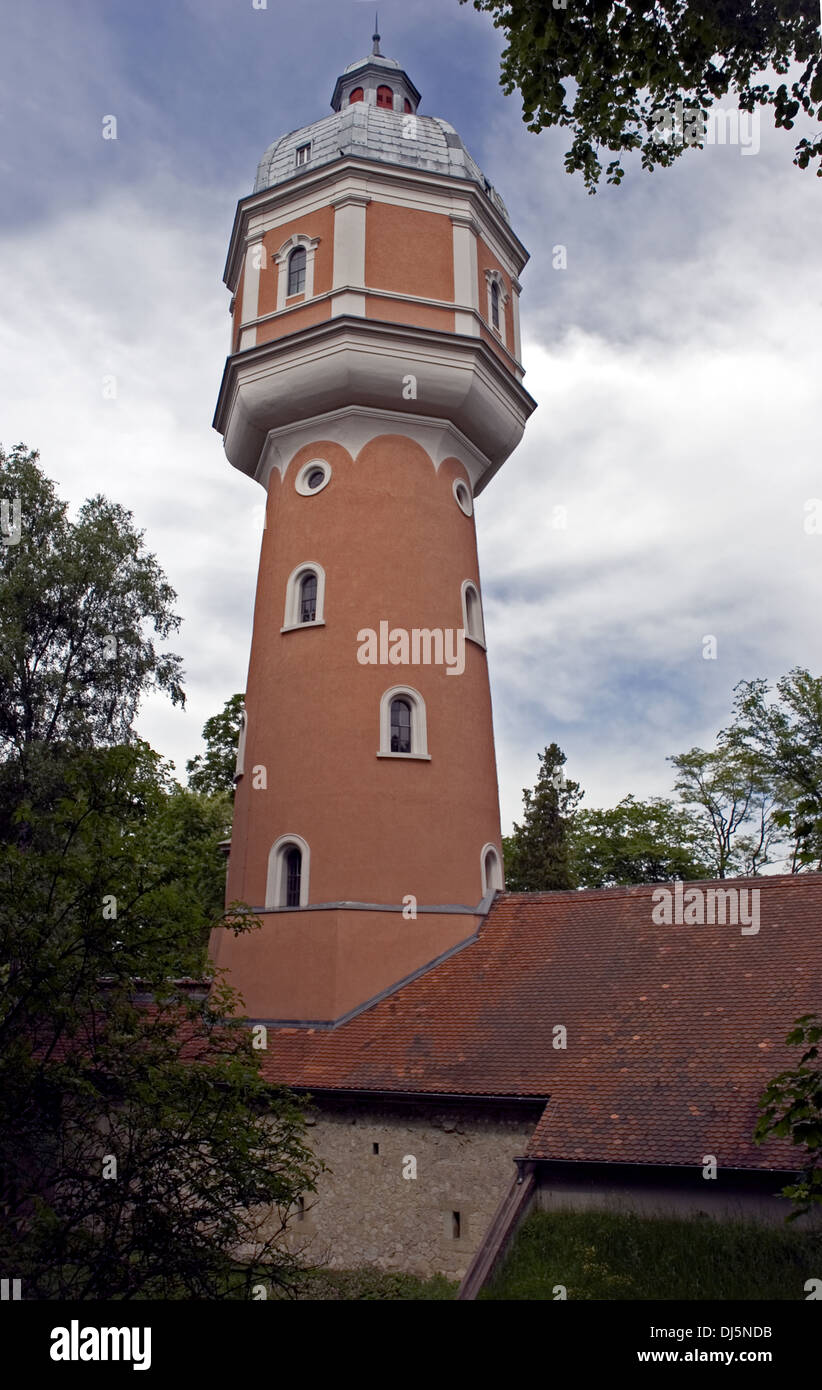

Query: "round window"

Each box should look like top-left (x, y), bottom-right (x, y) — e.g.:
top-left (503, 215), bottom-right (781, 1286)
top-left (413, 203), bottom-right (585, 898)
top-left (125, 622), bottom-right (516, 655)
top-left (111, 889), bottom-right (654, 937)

top-left (453, 479), bottom-right (473, 516)
top-left (295, 460), bottom-right (331, 496)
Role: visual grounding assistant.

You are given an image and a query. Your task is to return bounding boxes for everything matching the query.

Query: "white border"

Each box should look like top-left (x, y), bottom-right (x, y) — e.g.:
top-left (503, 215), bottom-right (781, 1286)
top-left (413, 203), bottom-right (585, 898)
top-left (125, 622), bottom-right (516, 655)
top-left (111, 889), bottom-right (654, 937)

top-left (295, 459), bottom-right (332, 496)
top-left (453, 478), bottom-right (473, 517)
top-left (378, 685), bottom-right (430, 760)
top-left (480, 843), bottom-right (504, 894)
top-left (461, 579), bottom-right (485, 648)
top-left (282, 560), bottom-right (326, 631)
top-left (266, 833), bottom-right (311, 908)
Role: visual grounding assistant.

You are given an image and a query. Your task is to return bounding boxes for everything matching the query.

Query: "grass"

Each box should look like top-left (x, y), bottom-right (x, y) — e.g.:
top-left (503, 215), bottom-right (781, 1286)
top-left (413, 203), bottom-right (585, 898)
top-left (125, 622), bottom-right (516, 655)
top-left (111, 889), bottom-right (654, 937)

top-left (479, 1209), bottom-right (822, 1301)
top-left (277, 1267), bottom-right (457, 1300)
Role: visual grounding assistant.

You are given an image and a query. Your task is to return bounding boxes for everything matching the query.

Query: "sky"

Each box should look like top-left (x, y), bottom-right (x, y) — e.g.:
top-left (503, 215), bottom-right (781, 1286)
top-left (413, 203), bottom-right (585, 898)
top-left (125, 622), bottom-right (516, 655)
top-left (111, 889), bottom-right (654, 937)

top-left (1, 0), bottom-right (820, 835)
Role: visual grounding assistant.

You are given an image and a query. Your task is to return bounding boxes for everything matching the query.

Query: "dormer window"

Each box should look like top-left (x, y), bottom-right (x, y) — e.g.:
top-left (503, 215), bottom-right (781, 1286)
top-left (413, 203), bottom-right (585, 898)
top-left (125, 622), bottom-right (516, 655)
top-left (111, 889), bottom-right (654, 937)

top-left (349, 87), bottom-right (364, 104)
top-left (376, 85), bottom-right (394, 109)
top-left (295, 142), bottom-right (311, 167)
top-left (404, 98), bottom-right (412, 114)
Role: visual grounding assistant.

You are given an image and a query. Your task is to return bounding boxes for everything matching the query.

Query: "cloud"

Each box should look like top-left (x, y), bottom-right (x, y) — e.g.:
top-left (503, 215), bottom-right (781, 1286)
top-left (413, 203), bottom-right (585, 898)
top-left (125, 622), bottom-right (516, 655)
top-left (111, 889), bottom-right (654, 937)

top-left (1, 0), bottom-right (819, 845)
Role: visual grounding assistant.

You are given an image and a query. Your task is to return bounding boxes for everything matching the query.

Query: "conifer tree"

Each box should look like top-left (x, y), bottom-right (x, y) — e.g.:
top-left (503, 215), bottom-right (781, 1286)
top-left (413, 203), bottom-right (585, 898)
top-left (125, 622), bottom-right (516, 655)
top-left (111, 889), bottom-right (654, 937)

top-left (504, 743), bottom-right (582, 891)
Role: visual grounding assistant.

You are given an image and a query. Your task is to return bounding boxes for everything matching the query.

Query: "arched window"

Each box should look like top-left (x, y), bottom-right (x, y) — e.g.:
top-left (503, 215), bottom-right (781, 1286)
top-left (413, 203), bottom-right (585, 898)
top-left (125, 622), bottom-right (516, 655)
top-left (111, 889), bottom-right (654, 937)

top-left (299, 572), bottom-right (317, 624)
top-left (284, 846), bottom-right (302, 907)
top-left (378, 686), bottom-right (430, 759)
top-left (404, 98), bottom-right (412, 114)
top-left (275, 234), bottom-right (320, 310)
top-left (485, 269), bottom-right (508, 346)
top-left (266, 834), bottom-right (311, 908)
top-left (283, 562), bottom-right (326, 630)
top-left (376, 85), bottom-right (394, 109)
top-left (481, 844), bottom-right (504, 895)
top-left (287, 245), bottom-right (306, 297)
top-left (349, 87), bottom-right (364, 103)
top-left (390, 698), bottom-right (411, 754)
top-left (461, 580), bottom-right (485, 647)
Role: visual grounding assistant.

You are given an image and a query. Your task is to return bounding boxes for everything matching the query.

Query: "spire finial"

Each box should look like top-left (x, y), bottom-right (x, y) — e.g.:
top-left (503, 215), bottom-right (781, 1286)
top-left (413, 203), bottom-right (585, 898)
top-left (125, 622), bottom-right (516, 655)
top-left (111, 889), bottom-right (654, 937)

top-left (372, 10), bottom-right (381, 55)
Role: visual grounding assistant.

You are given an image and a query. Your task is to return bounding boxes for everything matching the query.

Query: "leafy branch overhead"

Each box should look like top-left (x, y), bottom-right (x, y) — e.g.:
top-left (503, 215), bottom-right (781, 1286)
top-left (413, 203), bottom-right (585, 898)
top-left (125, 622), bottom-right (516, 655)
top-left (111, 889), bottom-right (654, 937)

top-left (462, 0), bottom-right (822, 189)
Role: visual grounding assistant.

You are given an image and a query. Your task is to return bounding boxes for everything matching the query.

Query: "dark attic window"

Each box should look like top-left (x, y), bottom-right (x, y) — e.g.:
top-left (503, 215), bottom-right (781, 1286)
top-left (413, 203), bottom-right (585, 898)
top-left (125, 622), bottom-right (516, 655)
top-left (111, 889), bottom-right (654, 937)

top-left (451, 1211), bottom-right (461, 1240)
top-left (372, 1142), bottom-right (380, 1155)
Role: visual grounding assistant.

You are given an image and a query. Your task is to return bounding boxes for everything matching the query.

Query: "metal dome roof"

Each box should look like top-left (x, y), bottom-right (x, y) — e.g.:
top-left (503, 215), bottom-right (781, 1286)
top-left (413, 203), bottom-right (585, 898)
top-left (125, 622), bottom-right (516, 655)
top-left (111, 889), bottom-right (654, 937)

top-left (253, 105), bottom-right (511, 224)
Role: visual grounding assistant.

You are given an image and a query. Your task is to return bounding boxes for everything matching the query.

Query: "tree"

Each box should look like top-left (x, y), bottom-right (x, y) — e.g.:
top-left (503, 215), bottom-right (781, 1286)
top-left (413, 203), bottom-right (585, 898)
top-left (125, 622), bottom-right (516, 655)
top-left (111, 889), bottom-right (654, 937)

top-left (0, 448), bottom-right (318, 1297)
top-left (723, 669), bottom-right (822, 872)
top-left (0, 444), bottom-right (184, 769)
top-left (187, 692), bottom-right (245, 798)
top-left (756, 1014), bottom-right (822, 1218)
top-left (462, 1), bottom-right (822, 190)
top-left (569, 794), bottom-right (714, 887)
top-left (668, 743), bottom-right (778, 877)
top-left (504, 743), bottom-right (582, 890)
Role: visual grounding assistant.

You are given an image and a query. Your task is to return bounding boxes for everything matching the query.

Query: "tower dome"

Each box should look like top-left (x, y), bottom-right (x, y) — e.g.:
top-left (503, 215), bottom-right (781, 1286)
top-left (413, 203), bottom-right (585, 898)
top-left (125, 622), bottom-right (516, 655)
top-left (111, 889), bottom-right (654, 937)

top-left (253, 44), bottom-right (510, 224)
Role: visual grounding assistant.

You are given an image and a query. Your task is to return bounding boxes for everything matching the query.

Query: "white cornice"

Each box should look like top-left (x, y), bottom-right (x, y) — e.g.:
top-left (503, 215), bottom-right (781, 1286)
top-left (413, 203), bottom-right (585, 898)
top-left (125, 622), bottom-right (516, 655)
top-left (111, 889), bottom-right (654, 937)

top-left (223, 155), bottom-right (529, 290)
top-left (213, 316), bottom-right (537, 494)
top-left (256, 405), bottom-right (495, 494)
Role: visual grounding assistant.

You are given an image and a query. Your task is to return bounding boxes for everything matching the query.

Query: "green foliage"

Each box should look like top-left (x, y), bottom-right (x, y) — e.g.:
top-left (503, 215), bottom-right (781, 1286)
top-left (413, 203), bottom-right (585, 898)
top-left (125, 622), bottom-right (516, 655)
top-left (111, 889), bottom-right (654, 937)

top-left (504, 743), bottom-right (582, 890)
top-left (462, 0), bottom-right (822, 190)
top-left (569, 795), bottom-right (714, 887)
top-left (0, 736), bottom-right (319, 1298)
top-left (668, 743), bottom-right (775, 878)
top-left (266, 1267), bottom-right (457, 1301)
top-left (0, 447), bottom-right (316, 1298)
top-left (480, 1209), bottom-right (822, 1300)
top-left (723, 669), bottom-right (822, 872)
top-left (0, 444), bottom-right (184, 763)
top-left (756, 1014), bottom-right (822, 1218)
top-left (187, 693), bottom-right (245, 798)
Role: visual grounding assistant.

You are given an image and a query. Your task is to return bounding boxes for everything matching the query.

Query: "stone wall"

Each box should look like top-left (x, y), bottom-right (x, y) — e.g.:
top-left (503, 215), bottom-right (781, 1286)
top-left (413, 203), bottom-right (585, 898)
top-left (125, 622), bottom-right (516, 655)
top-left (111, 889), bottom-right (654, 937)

top-left (286, 1096), bottom-right (541, 1281)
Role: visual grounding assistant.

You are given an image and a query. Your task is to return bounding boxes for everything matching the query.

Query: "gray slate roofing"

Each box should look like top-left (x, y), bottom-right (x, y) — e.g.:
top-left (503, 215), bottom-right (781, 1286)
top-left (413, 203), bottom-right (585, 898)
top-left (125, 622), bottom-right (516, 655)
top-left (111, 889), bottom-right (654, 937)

top-left (253, 104), bottom-right (511, 224)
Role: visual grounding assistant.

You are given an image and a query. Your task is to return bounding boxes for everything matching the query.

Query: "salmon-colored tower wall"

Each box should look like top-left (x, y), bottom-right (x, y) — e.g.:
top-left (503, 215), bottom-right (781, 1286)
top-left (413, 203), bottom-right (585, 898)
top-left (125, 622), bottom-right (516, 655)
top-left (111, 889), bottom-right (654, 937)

top-left (210, 44), bottom-right (535, 1022)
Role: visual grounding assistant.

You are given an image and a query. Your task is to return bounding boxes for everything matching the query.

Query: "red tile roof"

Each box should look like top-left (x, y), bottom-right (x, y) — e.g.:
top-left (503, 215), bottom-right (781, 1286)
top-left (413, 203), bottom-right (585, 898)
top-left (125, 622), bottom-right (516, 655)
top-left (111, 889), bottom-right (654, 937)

top-left (257, 875), bottom-right (822, 1170)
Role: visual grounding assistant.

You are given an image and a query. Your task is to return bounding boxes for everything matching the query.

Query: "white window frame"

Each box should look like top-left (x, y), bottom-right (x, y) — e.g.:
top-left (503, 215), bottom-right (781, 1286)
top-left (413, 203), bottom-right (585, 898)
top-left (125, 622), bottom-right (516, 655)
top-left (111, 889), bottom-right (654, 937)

top-left (282, 561), bottom-right (326, 632)
top-left (295, 458), bottom-right (332, 496)
top-left (266, 833), bottom-right (311, 909)
top-left (481, 843), bottom-right (504, 895)
top-left (484, 268), bottom-right (509, 348)
top-left (378, 685), bottom-right (430, 760)
top-left (295, 142), bottom-right (311, 168)
top-left (275, 233), bottom-right (320, 310)
top-left (461, 580), bottom-right (486, 648)
top-left (453, 478), bottom-right (473, 517)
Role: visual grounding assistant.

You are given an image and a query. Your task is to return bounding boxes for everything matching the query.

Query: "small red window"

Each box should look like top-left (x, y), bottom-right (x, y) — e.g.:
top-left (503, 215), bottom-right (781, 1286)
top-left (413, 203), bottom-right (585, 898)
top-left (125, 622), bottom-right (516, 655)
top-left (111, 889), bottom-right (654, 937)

top-left (349, 87), bottom-right (364, 104)
top-left (404, 98), bottom-right (412, 114)
top-left (376, 85), bottom-right (394, 109)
